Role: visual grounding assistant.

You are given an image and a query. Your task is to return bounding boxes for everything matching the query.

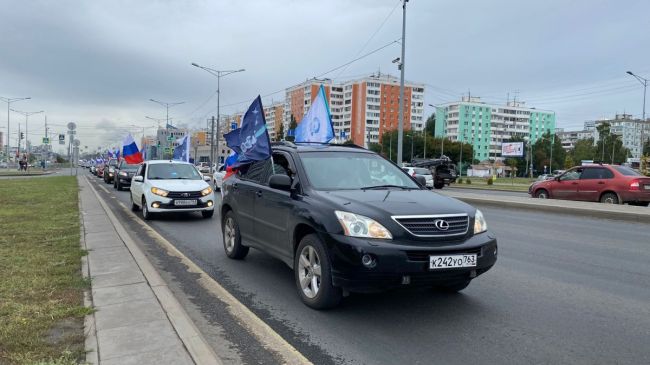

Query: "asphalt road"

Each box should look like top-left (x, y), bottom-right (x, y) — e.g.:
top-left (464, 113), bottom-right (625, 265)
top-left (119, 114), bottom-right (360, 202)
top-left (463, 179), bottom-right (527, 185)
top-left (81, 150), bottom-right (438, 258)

top-left (87, 173), bottom-right (650, 365)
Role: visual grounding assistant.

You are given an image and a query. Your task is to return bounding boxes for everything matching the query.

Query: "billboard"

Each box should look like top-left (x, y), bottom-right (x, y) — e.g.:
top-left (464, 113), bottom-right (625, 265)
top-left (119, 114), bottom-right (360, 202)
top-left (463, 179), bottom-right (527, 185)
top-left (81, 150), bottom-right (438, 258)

top-left (501, 142), bottom-right (524, 157)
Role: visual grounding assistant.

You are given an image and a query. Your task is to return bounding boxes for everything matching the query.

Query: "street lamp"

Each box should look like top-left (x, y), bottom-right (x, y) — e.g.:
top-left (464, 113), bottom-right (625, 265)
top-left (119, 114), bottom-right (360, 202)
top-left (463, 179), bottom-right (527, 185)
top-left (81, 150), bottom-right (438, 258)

top-left (0, 96), bottom-right (30, 162)
top-left (10, 109), bottom-right (43, 159)
top-left (149, 99), bottom-right (184, 129)
top-left (626, 71), bottom-right (648, 158)
top-left (191, 62), bottom-right (245, 172)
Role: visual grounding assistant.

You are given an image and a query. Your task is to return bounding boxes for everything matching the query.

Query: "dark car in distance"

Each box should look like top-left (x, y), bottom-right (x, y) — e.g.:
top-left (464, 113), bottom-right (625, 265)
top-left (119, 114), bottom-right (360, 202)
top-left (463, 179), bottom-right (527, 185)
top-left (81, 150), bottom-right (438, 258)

top-left (113, 160), bottom-right (141, 191)
top-left (220, 143), bottom-right (497, 309)
top-left (529, 164), bottom-right (650, 206)
top-left (103, 158), bottom-right (119, 184)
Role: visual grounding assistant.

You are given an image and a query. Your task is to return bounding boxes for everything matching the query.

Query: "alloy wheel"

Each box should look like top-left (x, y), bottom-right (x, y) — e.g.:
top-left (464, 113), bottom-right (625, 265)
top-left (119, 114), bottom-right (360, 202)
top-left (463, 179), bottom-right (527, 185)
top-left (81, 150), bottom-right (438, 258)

top-left (224, 217), bottom-right (236, 253)
top-left (298, 246), bottom-right (322, 299)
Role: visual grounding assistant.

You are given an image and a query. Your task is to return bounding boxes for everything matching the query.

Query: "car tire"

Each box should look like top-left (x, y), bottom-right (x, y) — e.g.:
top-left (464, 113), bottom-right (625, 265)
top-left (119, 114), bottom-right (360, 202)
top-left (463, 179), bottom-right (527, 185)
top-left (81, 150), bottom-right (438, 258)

top-left (535, 189), bottom-right (549, 199)
top-left (222, 211), bottom-right (249, 259)
top-left (202, 210), bottom-right (214, 219)
top-left (600, 192), bottom-right (619, 204)
top-left (437, 279), bottom-right (471, 293)
top-left (294, 234), bottom-right (342, 310)
top-left (130, 193), bottom-right (139, 211)
top-left (434, 181), bottom-right (444, 189)
top-left (142, 197), bottom-right (154, 220)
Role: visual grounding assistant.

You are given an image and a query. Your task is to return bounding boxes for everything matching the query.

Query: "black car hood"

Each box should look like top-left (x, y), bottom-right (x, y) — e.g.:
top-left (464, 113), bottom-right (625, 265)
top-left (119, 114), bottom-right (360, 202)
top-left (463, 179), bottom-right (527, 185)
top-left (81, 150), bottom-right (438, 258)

top-left (316, 189), bottom-right (475, 218)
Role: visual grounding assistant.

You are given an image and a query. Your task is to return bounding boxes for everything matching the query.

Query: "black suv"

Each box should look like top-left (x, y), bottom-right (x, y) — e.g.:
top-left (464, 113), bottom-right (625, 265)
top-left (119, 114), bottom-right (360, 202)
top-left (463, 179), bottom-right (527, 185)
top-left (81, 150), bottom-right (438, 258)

top-left (220, 143), bottom-right (497, 309)
top-left (113, 160), bottom-right (141, 191)
top-left (103, 158), bottom-right (119, 184)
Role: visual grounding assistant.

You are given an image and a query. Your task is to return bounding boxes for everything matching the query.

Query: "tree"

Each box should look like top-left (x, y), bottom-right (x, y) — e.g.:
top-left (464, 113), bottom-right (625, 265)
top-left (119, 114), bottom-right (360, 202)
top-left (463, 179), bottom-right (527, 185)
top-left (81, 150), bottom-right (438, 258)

top-left (571, 138), bottom-right (597, 163)
top-left (643, 139), bottom-right (650, 157)
top-left (532, 131), bottom-right (566, 174)
top-left (425, 113), bottom-right (436, 137)
top-left (276, 123), bottom-right (285, 142)
top-left (564, 155), bottom-right (575, 169)
top-left (594, 123), bottom-right (629, 164)
top-left (286, 114), bottom-right (297, 142)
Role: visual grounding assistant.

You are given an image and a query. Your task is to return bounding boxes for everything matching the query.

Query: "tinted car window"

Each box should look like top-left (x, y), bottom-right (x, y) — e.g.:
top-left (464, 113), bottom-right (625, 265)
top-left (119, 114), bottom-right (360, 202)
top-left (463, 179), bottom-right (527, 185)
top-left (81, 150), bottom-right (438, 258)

top-left (119, 162), bottom-right (140, 171)
top-left (612, 166), bottom-right (642, 176)
top-left (240, 159), bottom-right (273, 185)
top-left (580, 168), bottom-right (613, 179)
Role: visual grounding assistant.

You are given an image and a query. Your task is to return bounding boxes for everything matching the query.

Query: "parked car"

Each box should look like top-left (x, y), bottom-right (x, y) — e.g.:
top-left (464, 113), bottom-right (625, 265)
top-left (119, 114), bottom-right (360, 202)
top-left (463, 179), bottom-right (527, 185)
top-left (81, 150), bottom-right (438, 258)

top-left (103, 158), bottom-right (119, 184)
top-left (129, 160), bottom-right (215, 219)
top-left (213, 164), bottom-right (226, 190)
top-left (403, 167), bottom-right (434, 188)
top-left (113, 160), bottom-right (141, 191)
top-left (220, 143), bottom-right (497, 309)
top-left (529, 164), bottom-right (650, 206)
top-left (536, 174), bottom-right (555, 181)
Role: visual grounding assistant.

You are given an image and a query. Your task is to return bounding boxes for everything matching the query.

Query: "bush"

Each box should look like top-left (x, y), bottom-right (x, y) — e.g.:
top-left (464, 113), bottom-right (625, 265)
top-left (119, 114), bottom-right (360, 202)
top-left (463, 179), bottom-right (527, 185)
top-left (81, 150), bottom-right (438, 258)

top-left (466, 179), bottom-right (472, 185)
top-left (457, 178), bottom-right (463, 184)
top-left (487, 176), bottom-right (494, 185)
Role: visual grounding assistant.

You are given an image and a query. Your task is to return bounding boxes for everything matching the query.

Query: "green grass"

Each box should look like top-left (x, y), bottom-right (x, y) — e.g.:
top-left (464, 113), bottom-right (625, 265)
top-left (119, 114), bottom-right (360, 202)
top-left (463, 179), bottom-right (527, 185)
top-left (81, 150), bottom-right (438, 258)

top-left (0, 176), bottom-right (90, 364)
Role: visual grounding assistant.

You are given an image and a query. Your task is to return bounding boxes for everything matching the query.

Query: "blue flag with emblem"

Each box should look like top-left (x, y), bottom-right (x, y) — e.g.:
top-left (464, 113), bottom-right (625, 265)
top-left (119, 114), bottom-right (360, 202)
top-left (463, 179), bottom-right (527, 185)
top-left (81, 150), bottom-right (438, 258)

top-left (295, 84), bottom-right (334, 144)
top-left (172, 134), bottom-right (190, 162)
top-left (223, 95), bottom-right (272, 168)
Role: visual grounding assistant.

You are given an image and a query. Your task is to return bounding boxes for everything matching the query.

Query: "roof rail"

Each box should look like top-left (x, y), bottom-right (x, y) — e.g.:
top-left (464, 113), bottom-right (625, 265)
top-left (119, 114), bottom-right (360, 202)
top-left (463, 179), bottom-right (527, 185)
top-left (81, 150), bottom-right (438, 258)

top-left (292, 142), bottom-right (366, 149)
top-left (271, 141), bottom-right (297, 148)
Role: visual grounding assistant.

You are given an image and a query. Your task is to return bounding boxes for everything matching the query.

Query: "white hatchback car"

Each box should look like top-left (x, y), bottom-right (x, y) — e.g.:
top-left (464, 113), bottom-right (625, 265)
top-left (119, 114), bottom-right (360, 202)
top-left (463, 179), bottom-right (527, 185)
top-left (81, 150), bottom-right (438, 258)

top-left (212, 164), bottom-right (226, 190)
top-left (129, 160), bottom-right (215, 219)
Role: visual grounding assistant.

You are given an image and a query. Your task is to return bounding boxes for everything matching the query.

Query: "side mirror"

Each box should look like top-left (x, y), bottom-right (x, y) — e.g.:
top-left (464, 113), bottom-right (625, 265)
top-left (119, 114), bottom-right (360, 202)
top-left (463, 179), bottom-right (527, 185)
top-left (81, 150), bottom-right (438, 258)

top-left (269, 174), bottom-right (292, 191)
top-left (415, 175), bottom-right (427, 187)
top-left (203, 175), bottom-right (212, 182)
top-left (133, 176), bottom-right (144, 183)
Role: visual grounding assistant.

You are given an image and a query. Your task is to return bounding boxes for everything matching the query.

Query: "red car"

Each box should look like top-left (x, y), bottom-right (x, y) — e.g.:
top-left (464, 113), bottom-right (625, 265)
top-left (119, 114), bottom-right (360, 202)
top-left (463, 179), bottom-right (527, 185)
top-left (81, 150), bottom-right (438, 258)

top-left (529, 164), bottom-right (650, 206)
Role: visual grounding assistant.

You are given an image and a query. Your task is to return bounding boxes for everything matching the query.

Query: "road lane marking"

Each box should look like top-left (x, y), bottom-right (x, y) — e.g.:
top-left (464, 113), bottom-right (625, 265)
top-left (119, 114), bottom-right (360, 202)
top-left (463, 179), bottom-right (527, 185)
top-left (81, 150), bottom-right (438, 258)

top-left (86, 176), bottom-right (312, 365)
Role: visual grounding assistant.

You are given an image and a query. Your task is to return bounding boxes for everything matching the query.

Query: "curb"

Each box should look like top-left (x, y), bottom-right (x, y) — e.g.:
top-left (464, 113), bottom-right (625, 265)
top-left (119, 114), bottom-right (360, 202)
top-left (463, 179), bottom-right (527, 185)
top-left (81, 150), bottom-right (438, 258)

top-left (79, 189), bottom-right (100, 365)
top-left (83, 176), bottom-right (222, 365)
top-left (448, 185), bottom-right (529, 193)
top-left (445, 193), bottom-right (650, 223)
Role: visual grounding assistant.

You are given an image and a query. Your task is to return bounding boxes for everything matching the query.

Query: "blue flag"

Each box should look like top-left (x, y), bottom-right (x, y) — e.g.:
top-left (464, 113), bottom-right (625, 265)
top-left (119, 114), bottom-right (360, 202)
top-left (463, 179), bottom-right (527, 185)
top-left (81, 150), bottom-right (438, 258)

top-left (224, 96), bottom-right (272, 168)
top-left (172, 135), bottom-right (190, 162)
top-left (295, 84), bottom-right (334, 143)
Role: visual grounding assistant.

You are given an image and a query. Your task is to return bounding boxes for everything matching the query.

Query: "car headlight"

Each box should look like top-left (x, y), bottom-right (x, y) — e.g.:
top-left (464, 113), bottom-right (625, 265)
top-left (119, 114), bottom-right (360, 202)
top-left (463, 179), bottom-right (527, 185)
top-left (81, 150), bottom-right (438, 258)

top-left (151, 187), bottom-right (169, 197)
top-left (335, 211), bottom-right (392, 239)
top-left (473, 209), bottom-right (488, 234)
top-left (201, 186), bottom-right (213, 196)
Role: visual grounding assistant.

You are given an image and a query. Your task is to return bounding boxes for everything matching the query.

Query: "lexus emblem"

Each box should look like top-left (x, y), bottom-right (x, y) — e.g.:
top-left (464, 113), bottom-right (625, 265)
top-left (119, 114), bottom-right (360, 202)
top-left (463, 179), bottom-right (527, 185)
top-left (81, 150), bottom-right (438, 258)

top-left (181, 193), bottom-right (190, 197)
top-left (434, 219), bottom-right (450, 231)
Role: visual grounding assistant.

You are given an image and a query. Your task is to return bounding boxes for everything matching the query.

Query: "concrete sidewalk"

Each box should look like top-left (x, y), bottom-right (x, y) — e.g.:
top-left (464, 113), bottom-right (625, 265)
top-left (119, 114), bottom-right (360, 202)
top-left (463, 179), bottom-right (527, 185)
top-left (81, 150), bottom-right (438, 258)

top-left (78, 176), bottom-right (217, 364)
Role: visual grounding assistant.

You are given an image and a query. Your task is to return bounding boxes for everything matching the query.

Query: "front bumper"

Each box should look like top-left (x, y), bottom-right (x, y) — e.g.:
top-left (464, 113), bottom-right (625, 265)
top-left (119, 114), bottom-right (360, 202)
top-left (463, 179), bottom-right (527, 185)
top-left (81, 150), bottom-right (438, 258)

top-left (322, 231), bottom-right (498, 292)
top-left (145, 192), bottom-right (215, 213)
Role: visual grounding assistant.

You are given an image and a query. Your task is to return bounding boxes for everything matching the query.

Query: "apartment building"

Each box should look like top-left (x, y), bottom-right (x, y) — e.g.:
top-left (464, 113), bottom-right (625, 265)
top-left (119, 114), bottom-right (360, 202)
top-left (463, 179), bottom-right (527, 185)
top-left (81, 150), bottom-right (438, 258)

top-left (435, 97), bottom-right (556, 161)
top-left (281, 74), bottom-right (424, 147)
top-left (594, 114), bottom-right (650, 158)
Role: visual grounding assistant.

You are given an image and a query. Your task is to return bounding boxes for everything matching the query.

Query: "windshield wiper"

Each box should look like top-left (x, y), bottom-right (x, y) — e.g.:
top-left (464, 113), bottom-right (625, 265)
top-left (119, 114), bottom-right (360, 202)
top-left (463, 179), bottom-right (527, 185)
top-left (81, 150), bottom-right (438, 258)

top-left (361, 185), bottom-right (412, 190)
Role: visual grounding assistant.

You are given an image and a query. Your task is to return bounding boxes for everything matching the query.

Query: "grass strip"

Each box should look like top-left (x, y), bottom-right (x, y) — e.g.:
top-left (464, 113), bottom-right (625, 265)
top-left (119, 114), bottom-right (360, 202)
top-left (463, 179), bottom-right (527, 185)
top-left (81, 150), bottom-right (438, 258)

top-left (0, 176), bottom-right (90, 365)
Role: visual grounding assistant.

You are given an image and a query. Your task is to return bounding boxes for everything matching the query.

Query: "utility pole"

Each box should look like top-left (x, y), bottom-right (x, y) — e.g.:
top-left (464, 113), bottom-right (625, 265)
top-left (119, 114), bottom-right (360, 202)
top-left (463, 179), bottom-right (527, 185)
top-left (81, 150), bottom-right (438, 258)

top-left (396, 0), bottom-right (408, 166)
top-left (1, 96), bottom-right (30, 163)
top-left (423, 123), bottom-right (427, 159)
top-left (626, 71), bottom-right (648, 158)
top-left (11, 109), bottom-right (43, 161)
top-left (210, 116), bottom-right (216, 169)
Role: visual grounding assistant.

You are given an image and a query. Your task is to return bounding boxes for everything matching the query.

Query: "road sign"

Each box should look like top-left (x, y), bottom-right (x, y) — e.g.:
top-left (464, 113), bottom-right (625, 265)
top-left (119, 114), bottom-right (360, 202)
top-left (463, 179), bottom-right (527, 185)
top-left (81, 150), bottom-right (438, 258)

top-left (59, 134), bottom-right (65, 145)
top-left (67, 122), bottom-right (76, 130)
top-left (231, 122), bottom-right (237, 130)
top-left (43, 137), bottom-right (50, 144)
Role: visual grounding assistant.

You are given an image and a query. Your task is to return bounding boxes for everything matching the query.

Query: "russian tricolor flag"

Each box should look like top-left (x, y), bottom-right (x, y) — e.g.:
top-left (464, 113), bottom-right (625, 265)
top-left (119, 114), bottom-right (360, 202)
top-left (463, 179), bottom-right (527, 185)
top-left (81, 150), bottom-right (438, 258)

top-left (122, 134), bottom-right (144, 164)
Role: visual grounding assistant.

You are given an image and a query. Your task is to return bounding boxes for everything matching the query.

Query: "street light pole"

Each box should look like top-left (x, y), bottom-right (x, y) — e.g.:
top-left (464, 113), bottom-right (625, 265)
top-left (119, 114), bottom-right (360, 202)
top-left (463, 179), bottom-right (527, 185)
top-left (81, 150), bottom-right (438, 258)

top-left (191, 63), bottom-right (245, 172)
top-left (149, 99), bottom-right (184, 159)
top-left (11, 109), bottom-right (43, 160)
top-left (0, 96), bottom-right (30, 162)
top-left (626, 71), bottom-right (648, 157)
top-left (396, 0), bottom-right (408, 166)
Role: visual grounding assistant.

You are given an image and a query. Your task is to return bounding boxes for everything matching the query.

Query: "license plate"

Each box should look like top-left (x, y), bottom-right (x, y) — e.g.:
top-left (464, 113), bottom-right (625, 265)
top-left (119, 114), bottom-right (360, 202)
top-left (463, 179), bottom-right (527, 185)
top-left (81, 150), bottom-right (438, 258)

top-left (644, 185), bottom-right (650, 190)
top-left (429, 254), bottom-right (477, 269)
top-left (174, 199), bottom-right (197, 206)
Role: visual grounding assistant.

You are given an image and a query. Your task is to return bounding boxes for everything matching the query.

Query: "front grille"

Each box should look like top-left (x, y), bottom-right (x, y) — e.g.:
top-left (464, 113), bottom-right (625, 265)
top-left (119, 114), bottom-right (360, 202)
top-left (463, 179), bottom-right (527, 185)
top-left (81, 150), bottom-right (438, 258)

top-left (405, 247), bottom-right (482, 262)
top-left (167, 191), bottom-right (203, 199)
top-left (393, 214), bottom-right (469, 237)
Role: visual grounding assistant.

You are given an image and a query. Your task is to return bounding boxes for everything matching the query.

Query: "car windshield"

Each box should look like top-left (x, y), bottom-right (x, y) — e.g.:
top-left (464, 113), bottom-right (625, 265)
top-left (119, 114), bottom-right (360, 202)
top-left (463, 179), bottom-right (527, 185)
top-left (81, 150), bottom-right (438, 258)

top-left (300, 151), bottom-right (419, 190)
top-left (120, 163), bottom-right (140, 171)
top-left (108, 159), bottom-right (118, 166)
top-left (612, 166), bottom-right (642, 176)
top-left (147, 163), bottom-right (202, 180)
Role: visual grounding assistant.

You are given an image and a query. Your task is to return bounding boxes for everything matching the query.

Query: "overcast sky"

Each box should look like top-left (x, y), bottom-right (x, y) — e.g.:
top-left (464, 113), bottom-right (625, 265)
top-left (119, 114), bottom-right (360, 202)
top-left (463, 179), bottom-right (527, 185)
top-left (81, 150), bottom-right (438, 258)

top-left (2, 0), bottom-right (649, 152)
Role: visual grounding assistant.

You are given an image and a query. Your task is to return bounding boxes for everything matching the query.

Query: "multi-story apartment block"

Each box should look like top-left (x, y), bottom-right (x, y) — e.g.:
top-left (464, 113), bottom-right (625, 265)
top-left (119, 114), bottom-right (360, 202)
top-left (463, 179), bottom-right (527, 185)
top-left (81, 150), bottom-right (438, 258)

top-left (435, 97), bottom-right (556, 161)
top-left (594, 114), bottom-right (650, 158)
top-left (263, 101), bottom-right (284, 141)
top-left (282, 74), bottom-right (425, 147)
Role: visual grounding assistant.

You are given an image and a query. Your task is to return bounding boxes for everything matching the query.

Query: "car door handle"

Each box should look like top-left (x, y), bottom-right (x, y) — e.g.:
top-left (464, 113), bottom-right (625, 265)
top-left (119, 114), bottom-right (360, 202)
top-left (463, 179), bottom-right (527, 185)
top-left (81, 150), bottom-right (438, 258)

top-left (597, 181), bottom-right (605, 185)
top-left (256, 191), bottom-right (262, 197)
top-left (571, 182), bottom-right (578, 185)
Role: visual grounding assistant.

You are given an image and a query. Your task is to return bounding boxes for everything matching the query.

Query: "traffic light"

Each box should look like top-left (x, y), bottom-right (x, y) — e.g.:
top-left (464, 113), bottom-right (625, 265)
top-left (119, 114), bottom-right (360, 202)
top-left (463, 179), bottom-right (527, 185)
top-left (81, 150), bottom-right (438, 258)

top-left (20, 132), bottom-right (24, 140)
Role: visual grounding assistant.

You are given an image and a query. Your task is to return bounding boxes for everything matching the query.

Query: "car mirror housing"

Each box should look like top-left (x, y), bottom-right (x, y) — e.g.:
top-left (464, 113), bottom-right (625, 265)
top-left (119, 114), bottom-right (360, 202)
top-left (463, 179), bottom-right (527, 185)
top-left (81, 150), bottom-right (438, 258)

top-left (269, 174), bottom-right (292, 191)
top-left (203, 175), bottom-right (211, 182)
top-left (133, 176), bottom-right (144, 183)
top-left (415, 175), bottom-right (426, 187)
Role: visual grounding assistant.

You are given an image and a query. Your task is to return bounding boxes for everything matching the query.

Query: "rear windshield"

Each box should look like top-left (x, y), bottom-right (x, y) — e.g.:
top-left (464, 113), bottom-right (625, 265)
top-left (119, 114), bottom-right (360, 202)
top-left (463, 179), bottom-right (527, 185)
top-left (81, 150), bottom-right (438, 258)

top-left (413, 168), bottom-right (431, 175)
top-left (120, 162), bottom-right (140, 171)
top-left (612, 166), bottom-right (642, 176)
